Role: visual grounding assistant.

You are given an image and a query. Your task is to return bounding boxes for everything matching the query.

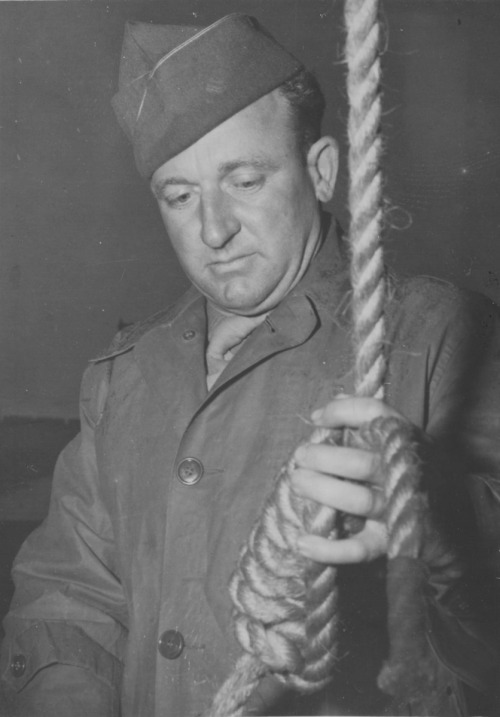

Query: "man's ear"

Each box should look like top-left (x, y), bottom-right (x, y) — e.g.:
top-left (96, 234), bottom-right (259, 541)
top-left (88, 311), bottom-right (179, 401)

top-left (306, 136), bottom-right (338, 203)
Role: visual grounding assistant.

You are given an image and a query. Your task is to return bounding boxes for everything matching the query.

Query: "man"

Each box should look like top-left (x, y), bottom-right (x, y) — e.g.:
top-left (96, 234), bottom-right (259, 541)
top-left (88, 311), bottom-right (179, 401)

top-left (1, 13), bottom-right (499, 717)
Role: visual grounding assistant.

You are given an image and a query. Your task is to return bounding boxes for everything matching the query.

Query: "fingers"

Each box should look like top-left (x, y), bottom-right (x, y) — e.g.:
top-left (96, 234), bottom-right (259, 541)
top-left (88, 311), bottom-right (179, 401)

top-left (294, 443), bottom-right (379, 482)
top-left (291, 469), bottom-right (385, 518)
top-left (296, 521), bottom-right (387, 564)
top-left (311, 395), bottom-right (400, 429)
top-left (291, 438), bottom-right (385, 518)
top-left (287, 395), bottom-right (401, 566)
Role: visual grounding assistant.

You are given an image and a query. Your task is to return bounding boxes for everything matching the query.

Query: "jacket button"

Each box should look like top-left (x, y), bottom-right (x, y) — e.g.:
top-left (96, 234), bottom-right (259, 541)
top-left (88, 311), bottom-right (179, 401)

top-left (182, 329), bottom-right (196, 340)
top-left (10, 654), bottom-right (26, 678)
top-left (158, 630), bottom-right (184, 660)
top-left (177, 457), bottom-right (204, 485)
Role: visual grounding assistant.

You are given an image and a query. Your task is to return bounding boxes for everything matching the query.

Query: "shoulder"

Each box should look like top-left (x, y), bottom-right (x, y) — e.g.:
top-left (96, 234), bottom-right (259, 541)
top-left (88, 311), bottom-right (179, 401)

top-left (383, 275), bottom-right (500, 431)
top-left (77, 287), bottom-right (200, 424)
top-left (90, 286), bottom-right (201, 364)
top-left (387, 274), bottom-right (498, 345)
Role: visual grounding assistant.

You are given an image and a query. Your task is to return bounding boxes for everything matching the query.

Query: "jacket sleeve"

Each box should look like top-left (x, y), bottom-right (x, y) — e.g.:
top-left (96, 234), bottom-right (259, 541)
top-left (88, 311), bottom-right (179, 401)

top-left (418, 288), bottom-right (500, 713)
top-left (0, 358), bottom-right (127, 716)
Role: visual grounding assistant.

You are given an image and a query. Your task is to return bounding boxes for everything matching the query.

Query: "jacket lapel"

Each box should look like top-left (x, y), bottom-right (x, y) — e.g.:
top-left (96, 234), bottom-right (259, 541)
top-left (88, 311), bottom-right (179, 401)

top-left (207, 294), bottom-right (321, 392)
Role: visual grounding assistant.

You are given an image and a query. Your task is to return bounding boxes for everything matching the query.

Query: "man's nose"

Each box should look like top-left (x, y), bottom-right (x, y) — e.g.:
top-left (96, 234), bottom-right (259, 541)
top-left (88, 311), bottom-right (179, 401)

top-left (200, 191), bottom-right (240, 248)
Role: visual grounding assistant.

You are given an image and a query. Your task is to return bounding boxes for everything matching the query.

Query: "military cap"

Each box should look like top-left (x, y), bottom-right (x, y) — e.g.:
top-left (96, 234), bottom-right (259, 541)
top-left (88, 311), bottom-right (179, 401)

top-left (112, 13), bottom-right (304, 178)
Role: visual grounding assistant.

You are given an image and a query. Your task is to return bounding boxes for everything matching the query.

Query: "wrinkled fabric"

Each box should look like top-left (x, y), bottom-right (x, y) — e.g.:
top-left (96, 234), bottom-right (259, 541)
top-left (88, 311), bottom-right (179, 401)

top-left (1, 225), bottom-right (500, 716)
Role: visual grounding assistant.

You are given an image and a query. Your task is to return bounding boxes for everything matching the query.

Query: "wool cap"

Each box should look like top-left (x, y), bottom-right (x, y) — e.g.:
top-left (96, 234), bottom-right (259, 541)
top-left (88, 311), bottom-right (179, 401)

top-left (112, 13), bottom-right (304, 178)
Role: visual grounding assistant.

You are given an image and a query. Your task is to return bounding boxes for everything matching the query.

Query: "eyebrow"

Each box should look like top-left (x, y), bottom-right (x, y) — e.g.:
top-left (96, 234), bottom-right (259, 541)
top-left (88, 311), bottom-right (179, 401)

top-left (151, 157), bottom-right (280, 198)
top-left (218, 158), bottom-right (280, 175)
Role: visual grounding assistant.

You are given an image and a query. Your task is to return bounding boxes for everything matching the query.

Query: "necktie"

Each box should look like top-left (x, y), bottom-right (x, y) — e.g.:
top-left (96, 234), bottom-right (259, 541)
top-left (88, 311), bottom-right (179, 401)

top-left (205, 308), bottom-right (267, 390)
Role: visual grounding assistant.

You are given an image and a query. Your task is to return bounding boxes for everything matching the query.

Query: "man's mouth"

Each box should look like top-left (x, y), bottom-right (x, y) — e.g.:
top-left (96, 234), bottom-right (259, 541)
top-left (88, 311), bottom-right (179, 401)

top-left (210, 253), bottom-right (256, 269)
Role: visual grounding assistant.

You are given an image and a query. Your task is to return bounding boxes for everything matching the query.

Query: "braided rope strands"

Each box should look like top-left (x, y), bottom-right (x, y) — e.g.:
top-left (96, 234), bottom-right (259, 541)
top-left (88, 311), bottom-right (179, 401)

top-left (229, 458), bottom-right (340, 695)
top-left (345, 3), bottom-right (444, 707)
top-left (344, 0), bottom-right (443, 704)
top-left (345, 0), bottom-right (386, 399)
top-left (207, 413), bottom-right (440, 716)
top-left (207, 429), bottom-right (341, 717)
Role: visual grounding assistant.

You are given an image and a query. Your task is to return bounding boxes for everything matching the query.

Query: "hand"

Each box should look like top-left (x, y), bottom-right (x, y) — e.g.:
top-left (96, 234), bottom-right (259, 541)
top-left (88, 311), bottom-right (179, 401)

top-left (291, 396), bottom-right (403, 565)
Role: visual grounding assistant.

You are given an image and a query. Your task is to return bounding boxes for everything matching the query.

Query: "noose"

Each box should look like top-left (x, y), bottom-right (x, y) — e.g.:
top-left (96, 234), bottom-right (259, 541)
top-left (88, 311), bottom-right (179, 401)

top-left (207, 1), bottom-right (438, 714)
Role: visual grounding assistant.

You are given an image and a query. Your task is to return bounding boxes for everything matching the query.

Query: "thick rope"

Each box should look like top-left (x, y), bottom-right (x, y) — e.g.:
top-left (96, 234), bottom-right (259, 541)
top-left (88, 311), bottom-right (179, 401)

top-left (345, 2), bottom-right (441, 705)
top-left (206, 1), bottom-right (435, 714)
top-left (207, 443), bottom-right (340, 717)
top-left (345, 0), bottom-right (386, 398)
top-left (207, 416), bottom-right (432, 717)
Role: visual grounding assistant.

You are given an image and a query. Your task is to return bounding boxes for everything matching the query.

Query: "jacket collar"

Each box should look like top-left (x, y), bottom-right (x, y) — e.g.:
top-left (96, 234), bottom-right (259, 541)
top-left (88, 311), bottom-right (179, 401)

top-left (92, 214), bottom-right (351, 364)
top-left (288, 214), bottom-right (351, 327)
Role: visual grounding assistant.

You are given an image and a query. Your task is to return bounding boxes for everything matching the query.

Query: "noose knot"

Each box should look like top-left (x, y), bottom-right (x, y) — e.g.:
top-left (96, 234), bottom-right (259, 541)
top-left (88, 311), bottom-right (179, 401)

top-left (211, 417), bottom-right (424, 706)
top-left (207, 414), bottom-right (432, 716)
top-left (228, 449), bottom-right (339, 693)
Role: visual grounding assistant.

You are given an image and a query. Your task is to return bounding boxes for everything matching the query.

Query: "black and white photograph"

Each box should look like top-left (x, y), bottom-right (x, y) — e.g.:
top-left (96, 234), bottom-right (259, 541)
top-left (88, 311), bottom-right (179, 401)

top-left (1, 1), bottom-right (499, 715)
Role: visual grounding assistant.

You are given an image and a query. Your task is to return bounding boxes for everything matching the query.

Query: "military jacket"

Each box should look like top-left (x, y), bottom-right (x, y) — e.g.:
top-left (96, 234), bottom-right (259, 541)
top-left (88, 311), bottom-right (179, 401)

top-left (2, 228), bottom-right (500, 716)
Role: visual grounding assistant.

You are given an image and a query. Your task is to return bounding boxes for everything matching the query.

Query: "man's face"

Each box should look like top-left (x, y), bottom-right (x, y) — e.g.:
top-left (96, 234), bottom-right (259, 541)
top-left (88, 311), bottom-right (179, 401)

top-left (151, 90), bottom-right (336, 315)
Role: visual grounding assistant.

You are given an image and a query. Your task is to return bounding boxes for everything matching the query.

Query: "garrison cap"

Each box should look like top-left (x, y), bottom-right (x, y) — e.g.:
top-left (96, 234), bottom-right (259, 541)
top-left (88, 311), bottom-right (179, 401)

top-left (112, 13), bottom-right (304, 178)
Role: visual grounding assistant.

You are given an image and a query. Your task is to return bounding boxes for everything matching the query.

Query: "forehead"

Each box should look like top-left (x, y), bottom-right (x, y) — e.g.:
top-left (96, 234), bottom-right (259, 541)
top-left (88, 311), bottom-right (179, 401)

top-left (151, 89), bottom-right (296, 184)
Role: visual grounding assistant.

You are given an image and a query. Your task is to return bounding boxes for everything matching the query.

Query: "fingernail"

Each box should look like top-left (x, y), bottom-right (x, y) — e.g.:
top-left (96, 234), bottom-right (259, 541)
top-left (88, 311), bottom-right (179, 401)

top-left (311, 409), bottom-right (322, 423)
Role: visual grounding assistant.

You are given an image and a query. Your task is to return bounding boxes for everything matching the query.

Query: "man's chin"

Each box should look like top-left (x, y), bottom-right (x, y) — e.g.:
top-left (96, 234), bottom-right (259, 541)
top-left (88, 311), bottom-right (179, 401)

top-left (206, 290), bottom-right (270, 317)
top-left (202, 279), bottom-right (266, 315)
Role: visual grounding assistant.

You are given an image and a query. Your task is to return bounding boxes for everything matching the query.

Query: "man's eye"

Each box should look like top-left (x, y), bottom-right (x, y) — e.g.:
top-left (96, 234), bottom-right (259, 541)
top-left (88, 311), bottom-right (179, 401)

top-left (233, 176), bottom-right (264, 191)
top-left (164, 191), bottom-right (192, 208)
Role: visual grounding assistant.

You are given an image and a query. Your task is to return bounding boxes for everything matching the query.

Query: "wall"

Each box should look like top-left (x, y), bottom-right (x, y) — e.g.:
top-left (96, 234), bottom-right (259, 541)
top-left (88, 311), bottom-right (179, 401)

top-left (1, 0), bottom-right (499, 419)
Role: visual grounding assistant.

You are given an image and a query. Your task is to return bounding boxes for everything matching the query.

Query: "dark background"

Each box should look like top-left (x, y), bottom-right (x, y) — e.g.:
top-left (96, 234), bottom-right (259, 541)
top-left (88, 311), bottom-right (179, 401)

top-left (1, 0), bottom-right (500, 421)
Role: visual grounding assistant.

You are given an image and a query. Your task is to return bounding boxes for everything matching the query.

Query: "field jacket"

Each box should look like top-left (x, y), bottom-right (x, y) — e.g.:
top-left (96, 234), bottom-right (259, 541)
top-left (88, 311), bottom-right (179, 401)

top-left (2, 224), bottom-right (500, 716)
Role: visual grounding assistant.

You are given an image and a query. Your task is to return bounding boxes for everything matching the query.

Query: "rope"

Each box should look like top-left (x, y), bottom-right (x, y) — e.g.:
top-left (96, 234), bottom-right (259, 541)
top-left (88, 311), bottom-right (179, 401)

top-left (345, 0), bottom-right (386, 398)
top-left (207, 443), bottom-right (340, 717)
top-left (207, 418), bottom-right (431, 717)
top-left (206, 1), bottom-right (435, 714)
